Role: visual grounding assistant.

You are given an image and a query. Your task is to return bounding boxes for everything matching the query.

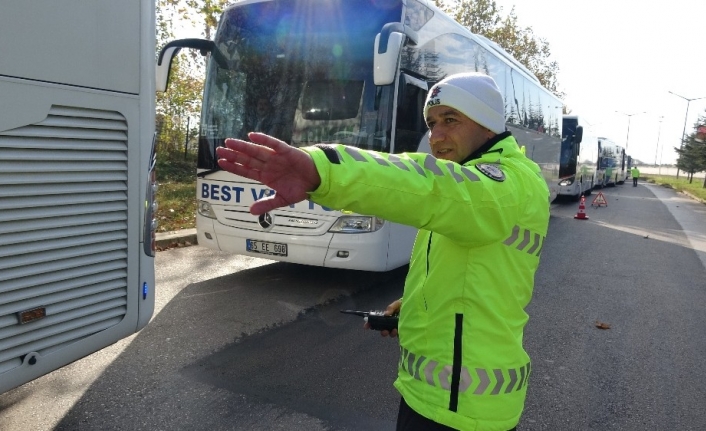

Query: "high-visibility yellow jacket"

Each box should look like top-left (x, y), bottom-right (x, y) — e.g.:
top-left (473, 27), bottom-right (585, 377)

top-left (631, 167), bottom-right (640, 178)
top-left (305, 132), bottom-right (550, 431)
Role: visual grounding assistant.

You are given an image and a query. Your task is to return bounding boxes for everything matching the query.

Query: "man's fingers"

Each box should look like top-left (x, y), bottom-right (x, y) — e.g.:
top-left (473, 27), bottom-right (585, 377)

top-left (220, 134), bottom-right (291, 169)
top-left (385, 300), bottom-right (401, 316)
top-left (250, 194), bottom-right (292, 216)
top-left (222, 134), bottom-right (287, 159)
top-left (216, 158), bottom-right (262, 183)
top-left (217, 144), bottom-right (269, 172)
top-left (222, 138), bottom-right (273, 162)
top-left (247, 132), bottom-right (291, 153)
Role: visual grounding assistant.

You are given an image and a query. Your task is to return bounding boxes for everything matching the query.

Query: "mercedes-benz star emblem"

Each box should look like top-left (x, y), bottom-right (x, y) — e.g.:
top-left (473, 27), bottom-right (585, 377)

top-left (258, 212), bottom-right (274, 230)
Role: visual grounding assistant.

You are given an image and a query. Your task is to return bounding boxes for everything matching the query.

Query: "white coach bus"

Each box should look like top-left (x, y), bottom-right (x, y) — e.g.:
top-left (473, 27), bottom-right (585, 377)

top-left (158, 0), bottom-right (563, 271)
top-left (558, 115), bottom-right (599, 199)
top-left (598, 137), bottom-right (625, 187)
top-left (0, 0), bottom-right (157, 393)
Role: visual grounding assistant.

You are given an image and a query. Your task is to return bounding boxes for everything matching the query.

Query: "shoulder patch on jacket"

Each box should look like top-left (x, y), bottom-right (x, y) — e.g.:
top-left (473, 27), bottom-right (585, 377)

top-left (476, 163), bottom-right (505, 181)
top-left (314, 144), bottom-right (341, 164)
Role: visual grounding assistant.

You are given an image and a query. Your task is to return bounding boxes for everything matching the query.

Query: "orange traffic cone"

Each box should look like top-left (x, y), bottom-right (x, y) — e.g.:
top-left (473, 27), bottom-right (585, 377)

top-left (574, 195), bottom-right (589, 220)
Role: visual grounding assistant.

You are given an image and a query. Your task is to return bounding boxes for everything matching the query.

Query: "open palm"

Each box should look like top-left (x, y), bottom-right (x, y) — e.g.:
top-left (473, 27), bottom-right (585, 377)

top-left (216, 133), bottom-right (321, 215)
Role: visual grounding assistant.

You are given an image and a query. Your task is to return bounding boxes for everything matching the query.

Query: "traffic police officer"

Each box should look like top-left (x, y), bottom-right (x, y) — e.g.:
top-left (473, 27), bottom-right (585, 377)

top-left (216, 72), bottom-right (550, 431)
top-left (631, 165), bottom-right (640, 187)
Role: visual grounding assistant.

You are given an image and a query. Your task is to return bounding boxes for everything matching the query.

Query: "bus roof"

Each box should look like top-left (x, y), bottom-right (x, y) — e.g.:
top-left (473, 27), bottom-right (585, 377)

top-left (418, 0), bottom-right (549, 96)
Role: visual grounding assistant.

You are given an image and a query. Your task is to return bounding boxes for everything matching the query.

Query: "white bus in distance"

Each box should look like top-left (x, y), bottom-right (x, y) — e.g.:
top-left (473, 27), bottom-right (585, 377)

top-left (0, 0), bottom-right (157, 394)
top-left (157, 0), bottom-right (563, 272)
top-left (558, 115), bottom-right (600, 200)
top-left (616, 145), bottom-right (627, 184)
top-left (598, 138), bottom-right (626, 187)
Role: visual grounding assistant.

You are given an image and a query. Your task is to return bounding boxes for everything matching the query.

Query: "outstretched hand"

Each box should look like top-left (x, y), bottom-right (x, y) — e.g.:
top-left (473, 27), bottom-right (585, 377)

top-left (216, 133), bottom-right (321, 215)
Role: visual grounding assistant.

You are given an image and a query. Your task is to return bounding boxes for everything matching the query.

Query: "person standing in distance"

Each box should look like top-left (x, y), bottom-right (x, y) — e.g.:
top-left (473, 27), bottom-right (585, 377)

top-left (216, 72), bottom-right (550, 431)
top-left (631, 165), bottom-right (640, 187)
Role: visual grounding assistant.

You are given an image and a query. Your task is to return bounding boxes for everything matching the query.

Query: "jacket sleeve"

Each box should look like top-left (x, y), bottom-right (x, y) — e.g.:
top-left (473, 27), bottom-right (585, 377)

top-left (304, 144), bottom-right (528, 247)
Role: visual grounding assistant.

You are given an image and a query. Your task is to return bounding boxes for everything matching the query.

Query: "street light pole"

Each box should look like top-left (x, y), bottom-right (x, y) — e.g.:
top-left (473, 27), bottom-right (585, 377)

top-left (668, 91), bottom-right (706, 179)
top-left (654, 116), bottom-right (664, 167)
top-left (615, 111), bottom-right (646, 155)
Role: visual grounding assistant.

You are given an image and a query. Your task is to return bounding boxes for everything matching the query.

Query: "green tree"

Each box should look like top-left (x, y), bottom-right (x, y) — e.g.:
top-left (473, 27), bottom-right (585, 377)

top-left (155, 62), bottom-right (202, 155)
top-left (675, 111), bottom-right (706, 185)
top-left (155, 0), bottom-right (228, 156)
top-left (169, 0), bottom-right (227, 40)
top-left (437, 0), bottom-right (502, 36)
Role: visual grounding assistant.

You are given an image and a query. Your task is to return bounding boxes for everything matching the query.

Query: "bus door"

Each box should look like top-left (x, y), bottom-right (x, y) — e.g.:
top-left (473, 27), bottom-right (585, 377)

top-left (392, 73), bottom-right (428, 154)
top-left (560, 125), bottom-right (582, 178)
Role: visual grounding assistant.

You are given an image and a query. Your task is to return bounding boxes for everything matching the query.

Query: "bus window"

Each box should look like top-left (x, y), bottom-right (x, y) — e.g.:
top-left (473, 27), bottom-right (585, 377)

top-left (301, 80), bottom-right (364, 121)
top-left (393, 75), bottom-right (428, 153)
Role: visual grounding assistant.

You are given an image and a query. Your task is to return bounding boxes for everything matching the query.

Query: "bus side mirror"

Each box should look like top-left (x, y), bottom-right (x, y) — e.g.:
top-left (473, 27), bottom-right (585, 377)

top-left (573, 125), bottom-right (583, 144)
top-left (156, 38), bottom-right (222, 92)
top-left (373, 22), bottom-right (418, 86)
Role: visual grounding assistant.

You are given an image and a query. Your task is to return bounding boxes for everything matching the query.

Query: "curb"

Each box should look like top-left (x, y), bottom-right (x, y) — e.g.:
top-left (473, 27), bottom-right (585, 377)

top-left (681, 190), bottom-right (706, 205)
top-left (646, 180), bottom-right (706, 205)
top-left (155, 228), bottom-right (198, 250)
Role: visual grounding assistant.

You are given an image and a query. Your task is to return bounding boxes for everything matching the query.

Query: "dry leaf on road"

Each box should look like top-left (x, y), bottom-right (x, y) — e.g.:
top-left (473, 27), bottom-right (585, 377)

top-left (595, 321), bottom-right (611, 330)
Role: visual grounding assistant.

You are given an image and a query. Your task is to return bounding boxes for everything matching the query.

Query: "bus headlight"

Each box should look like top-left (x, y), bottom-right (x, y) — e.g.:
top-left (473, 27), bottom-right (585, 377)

top-left (329, 216), bottom-right (385, 233)
top-left (198, 200), bottom-right (217, 219)
top-left (559, 176), bottom-right (575, 186)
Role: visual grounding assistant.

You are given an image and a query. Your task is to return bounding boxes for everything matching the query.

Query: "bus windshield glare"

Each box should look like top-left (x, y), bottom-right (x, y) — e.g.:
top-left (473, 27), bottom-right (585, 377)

top-left (198, 0), bottom-right (403, 170)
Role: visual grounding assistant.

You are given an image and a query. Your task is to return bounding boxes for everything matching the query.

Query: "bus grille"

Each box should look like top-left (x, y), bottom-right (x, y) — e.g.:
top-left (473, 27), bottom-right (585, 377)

top-left (219, 206), bottom-right (336, 235)
top-left (0, 105), bottom-right (128, 375)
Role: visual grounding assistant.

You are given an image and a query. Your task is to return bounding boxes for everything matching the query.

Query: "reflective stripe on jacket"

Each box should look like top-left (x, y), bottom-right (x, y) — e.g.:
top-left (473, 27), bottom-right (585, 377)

top-left (305, 133), bottom-right (550, 431)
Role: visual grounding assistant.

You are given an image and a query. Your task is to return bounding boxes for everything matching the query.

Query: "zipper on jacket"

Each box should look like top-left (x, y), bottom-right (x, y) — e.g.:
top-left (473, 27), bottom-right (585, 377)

top-left (422, 233), bottom-right (432, 311)
top-left (448, 313), bottom-right (464, 412)
top-left (426, 233), bottom-right (432, 275)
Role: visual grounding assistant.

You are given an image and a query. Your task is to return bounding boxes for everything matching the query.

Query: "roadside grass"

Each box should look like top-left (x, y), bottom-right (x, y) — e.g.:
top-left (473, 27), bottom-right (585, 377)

top-left (642, 174), bottom-right (706, 203)
top-left (155, 153), bottom-right (197, 232)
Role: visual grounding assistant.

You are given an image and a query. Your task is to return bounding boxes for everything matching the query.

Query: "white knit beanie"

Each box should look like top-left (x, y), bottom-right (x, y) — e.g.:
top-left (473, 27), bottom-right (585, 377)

top-left (423, 72), bottom-right (506, 134)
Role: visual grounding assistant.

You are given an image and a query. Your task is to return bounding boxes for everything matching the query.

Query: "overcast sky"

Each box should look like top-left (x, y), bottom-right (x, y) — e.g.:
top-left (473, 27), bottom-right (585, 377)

top-left (491, 0), bottom-right (706, 164)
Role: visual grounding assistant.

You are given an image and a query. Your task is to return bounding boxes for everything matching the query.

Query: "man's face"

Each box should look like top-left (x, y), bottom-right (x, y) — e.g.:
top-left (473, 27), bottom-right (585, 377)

top-left (425, 106), bottom-right (495, 163)
top-left (256, 98), bottom-right (269, 116)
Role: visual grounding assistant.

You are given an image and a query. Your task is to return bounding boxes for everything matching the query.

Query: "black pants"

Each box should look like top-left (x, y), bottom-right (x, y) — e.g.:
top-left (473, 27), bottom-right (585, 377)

top-left (633, 177), bottom-right (638, 186)
top-left (396, 397), bottom-right (517, 431)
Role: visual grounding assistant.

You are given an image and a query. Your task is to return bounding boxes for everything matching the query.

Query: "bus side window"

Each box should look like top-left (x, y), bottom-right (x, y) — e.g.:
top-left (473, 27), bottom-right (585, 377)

top-left (394, 81), bottom-right (428, 153)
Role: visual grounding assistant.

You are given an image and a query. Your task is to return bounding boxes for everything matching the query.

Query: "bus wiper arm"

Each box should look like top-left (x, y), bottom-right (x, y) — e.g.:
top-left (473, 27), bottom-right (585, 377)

top-left (197, 167), bottom-right (221, 178)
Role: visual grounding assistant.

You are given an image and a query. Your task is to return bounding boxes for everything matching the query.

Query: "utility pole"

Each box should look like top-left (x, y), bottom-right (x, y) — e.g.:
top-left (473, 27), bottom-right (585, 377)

top-left (654, 116), bottom-right (664, 167)
top-left (615, 111), bottom-right (646, 155)
top-left (668, 91), bottom-right (706, 179)
top-left (184, 116), bottom-right (190, 160)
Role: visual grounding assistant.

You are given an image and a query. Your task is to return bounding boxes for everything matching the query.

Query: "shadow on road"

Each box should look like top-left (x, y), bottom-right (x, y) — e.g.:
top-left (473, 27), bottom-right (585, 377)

top-left (52, 262), bottom-right (407, 431)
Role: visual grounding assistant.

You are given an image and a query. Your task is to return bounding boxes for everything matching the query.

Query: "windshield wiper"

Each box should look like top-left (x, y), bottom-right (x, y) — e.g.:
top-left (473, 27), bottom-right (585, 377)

top-left (197, 167), bottom-right (221, 178)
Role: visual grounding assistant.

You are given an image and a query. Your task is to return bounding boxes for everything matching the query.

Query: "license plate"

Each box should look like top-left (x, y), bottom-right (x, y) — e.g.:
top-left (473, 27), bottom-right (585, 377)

top-left (246, 239), bottom-right (288, 256)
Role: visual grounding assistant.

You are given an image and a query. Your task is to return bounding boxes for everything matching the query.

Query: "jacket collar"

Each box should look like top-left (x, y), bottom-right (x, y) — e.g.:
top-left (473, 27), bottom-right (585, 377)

top-left (459, 131), bottom-right (512, 165)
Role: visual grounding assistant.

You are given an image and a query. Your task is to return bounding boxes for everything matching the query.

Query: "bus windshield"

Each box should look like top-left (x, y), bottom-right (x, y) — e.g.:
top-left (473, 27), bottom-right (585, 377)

top-left (560, 117), bottom-right (578, 177)
top-left (602, 158), bottom-right (617, 168)
top-left (198, 0), bottom-right (403, 170)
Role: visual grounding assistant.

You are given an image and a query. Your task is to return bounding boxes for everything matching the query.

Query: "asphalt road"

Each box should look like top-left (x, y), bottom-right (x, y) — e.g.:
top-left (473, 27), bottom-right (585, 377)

top-left (1, 181), bottom-right (705, 430)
